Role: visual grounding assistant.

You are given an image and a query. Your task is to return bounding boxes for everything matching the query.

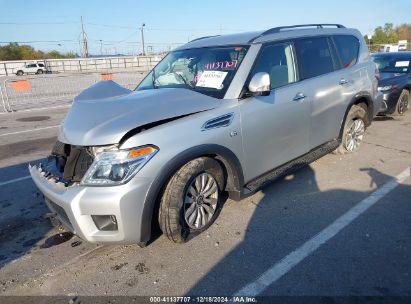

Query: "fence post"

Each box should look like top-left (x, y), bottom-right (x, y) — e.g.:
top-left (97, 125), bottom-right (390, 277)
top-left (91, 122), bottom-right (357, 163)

top-left (3, 79), bottom-right (13, 112)
top-left (0, 83), bottom-right (7, 112)
top-left (3, 63), bottom-right (8, 76)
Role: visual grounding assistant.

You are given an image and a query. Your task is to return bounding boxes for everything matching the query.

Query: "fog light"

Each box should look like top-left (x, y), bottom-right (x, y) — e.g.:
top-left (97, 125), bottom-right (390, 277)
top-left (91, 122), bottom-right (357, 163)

top-left (91, 215), bottom-right (118, 231)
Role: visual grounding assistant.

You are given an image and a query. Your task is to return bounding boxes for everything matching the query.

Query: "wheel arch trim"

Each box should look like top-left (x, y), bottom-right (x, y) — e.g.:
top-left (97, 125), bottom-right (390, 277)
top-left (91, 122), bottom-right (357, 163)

top-left (339, 92), bottom-right (373, 140)
top-left (139, 144), bottom-right (245, 243)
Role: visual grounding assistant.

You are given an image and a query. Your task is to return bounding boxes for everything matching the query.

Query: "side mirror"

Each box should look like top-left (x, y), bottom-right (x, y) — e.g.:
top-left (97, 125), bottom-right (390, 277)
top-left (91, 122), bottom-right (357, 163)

top-left (248, 72), bottom-right (271, 96)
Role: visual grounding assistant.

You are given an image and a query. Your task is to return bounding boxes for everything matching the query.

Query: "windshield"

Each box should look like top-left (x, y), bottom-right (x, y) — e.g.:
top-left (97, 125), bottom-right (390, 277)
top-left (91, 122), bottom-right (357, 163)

top-left (373, 55), bottom-right (410, 74)
top-left (137, 46), bottom-right (249, 99)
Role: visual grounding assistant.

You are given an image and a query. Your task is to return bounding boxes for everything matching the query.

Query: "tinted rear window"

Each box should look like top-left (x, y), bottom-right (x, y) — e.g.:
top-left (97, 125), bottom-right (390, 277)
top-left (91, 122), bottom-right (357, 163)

top-left (333, 35), bottom-right (359, 68)
top-left (294, 37), bottom-right (335, 80)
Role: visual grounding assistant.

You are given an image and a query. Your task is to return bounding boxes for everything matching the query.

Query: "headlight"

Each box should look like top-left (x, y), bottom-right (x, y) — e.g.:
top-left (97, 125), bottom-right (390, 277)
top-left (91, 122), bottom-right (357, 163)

top-left (81, 146), bottom-right (158, 186)
top-left (378, 85), bottom-right (396, 92)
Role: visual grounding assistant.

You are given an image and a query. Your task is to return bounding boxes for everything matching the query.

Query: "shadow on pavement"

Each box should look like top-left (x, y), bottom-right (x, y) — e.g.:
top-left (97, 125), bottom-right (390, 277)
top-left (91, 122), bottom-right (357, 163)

top-left (0, 160), bottom-right (53, 268)
top-left (186, 165), bottom-right (410, 296)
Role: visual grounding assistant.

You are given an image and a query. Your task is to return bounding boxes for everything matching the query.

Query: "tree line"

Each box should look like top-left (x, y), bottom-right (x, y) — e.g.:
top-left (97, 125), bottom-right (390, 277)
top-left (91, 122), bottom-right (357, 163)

top-left (0, 43), bottom-right (76, 61)
top-left (365, 23), bottom-right (411, 45)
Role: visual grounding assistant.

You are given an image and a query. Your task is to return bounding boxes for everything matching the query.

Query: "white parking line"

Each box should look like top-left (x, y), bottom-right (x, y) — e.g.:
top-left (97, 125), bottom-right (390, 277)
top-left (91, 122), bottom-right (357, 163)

top-left (234, 166), bottom-right (411, 296)
top-left (0, 175), bottom-right (31, 186)
top-left (0, 125), bottom-right (59, 137)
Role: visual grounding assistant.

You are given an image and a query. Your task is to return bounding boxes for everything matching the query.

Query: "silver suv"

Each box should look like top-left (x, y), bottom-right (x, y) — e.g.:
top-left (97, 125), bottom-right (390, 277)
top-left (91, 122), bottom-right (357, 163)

top-left (30, 24), bottom-right (382, 246)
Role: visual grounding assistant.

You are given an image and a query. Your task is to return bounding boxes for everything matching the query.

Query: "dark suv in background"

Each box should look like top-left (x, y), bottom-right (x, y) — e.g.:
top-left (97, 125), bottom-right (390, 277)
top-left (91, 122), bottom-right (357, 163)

top-left (372, 52), bottom-right (411, 115)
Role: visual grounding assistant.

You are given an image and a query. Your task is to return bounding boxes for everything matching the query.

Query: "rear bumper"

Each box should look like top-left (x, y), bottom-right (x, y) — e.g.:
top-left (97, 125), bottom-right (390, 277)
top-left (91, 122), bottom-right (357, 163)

top-left (29, 164), bottom-right (154, 244)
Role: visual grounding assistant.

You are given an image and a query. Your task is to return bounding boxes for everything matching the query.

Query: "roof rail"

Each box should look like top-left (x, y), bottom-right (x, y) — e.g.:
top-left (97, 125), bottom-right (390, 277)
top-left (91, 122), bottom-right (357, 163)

top-left (249, 24), bottom-right (346, 42)
top-left (189, 35), bottom-right (221, 43)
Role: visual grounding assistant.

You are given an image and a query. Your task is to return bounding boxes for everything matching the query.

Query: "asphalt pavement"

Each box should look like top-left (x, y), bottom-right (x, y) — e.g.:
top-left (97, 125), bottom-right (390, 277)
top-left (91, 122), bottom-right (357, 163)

top-left (0, 105), bottom-right (410, 300)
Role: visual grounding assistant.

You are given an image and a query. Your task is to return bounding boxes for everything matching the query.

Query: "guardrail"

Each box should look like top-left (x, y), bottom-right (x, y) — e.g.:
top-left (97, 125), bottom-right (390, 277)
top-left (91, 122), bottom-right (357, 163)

top-left (1, 72), bottom-right (147, 112)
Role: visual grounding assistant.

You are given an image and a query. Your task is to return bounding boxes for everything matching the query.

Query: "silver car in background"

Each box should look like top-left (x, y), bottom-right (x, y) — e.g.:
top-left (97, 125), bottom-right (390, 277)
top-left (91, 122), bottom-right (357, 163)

top-left (30, 24), bottom-right (382, 246)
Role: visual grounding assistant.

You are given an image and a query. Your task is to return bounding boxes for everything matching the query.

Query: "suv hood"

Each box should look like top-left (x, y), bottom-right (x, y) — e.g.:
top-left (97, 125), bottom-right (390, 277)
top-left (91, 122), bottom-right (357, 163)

top-left (379, 72), bottom-right (407, 82)
top-left (59, 81), bottom-right (220, 146)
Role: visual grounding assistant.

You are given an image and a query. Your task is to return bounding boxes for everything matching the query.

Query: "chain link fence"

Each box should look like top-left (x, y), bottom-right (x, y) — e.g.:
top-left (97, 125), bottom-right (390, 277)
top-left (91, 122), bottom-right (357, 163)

top-left (0, 55), bottom-right (163, 76)
top-left (0, 71), bottom-right (147, 113)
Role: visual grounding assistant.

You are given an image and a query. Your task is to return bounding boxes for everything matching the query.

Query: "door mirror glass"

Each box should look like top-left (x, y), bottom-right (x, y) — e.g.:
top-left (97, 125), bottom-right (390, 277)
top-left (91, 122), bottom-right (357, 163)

top-left (248, 72), bottom-right (270, 96)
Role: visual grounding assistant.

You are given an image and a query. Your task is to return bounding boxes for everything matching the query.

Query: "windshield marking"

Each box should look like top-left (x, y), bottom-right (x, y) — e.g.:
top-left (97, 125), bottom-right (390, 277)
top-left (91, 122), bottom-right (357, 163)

top-left (196, 71), bottom-right (228, 89)
top-left (395, 61), bottom-right (409, 67)
top-left (204, 60), bottom-right (238, 70)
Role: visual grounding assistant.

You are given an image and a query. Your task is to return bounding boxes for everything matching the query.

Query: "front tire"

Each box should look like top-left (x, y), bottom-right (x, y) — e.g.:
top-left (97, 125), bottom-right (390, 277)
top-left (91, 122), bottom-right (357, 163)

top-left (334, 104), bottom-right (367, 155)
top-left (393, 89), bottom-right (409, 116)
top-left (16, 70), bottom-right (24, 76)
top-left (36, 69), bottom-right (44, 74)
top-left (159, 157), bottom-right (225, 243)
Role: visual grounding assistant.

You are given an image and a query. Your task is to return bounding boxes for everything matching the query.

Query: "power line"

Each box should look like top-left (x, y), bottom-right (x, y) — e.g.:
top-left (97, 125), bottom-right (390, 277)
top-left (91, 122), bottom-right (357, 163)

top-left (86, 22), bottom-right (135, 29)
top-left (0, 40), bottom-right (77, 43)
top-left (85, 22), bottom-right (246, 32)
top-left (0, 21), bottom-right (78, 25)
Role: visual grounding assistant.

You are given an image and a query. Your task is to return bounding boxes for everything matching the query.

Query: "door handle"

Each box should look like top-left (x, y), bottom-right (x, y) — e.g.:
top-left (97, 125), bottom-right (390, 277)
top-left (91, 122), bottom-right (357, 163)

top-left (339, 78), bottom-right (349, 85)
top-left (293, 92), bottom-right (306, 101)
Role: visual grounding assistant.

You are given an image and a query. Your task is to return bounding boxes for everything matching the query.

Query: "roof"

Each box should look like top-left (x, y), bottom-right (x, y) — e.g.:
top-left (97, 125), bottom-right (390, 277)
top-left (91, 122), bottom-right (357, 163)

top-left (174, 24), bottom-right (359, 51)
top-left (174, 31), bottom-right (263, 50)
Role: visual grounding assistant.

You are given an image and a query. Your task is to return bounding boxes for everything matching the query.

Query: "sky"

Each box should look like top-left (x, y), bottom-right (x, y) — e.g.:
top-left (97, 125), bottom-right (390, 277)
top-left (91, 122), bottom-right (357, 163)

top-left (0, 0), bottom-right (409, 55)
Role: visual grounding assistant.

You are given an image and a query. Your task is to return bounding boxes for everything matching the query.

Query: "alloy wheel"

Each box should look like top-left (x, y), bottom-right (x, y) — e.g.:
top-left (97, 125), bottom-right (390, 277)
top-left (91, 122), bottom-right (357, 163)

top-left (398, 94), bottom-right (408, 114)
top-left (184, 173), bottom-right (219, 230)
top-left (345, 119), bottom-right (365, 152)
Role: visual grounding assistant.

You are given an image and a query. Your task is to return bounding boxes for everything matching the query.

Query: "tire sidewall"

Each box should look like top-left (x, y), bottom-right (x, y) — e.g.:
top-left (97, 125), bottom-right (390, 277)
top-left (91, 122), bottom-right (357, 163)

top-left (396, 90), bottom-right (409, 115)
top-left (341, 105), bottom-right (367, 153)
top-left (160, 157), bottom-right (224, 243)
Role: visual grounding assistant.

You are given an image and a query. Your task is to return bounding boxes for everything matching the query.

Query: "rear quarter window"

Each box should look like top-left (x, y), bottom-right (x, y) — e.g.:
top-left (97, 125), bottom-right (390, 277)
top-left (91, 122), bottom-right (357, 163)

top-left (333, 35), bottom-right (360, 69)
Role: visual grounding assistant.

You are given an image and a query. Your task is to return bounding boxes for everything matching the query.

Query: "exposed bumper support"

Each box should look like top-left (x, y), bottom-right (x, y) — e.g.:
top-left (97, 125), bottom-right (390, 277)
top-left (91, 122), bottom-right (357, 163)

top-left (29, 164), bottom-right (154, 244)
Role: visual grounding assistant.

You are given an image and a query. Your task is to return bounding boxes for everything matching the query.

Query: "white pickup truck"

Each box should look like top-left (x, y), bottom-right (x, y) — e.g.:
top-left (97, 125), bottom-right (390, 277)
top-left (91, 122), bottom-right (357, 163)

top-left (15, 63), bottom-right (48, 76)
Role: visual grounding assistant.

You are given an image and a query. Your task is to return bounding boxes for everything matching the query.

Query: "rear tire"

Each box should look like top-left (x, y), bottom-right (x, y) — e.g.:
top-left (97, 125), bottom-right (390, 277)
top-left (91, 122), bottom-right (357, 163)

top-left (16, 70), bottom-right (23, 76)
top-left (393, 89), bottom-right (409, 116)
top-left (36, 69), bottom-right (44, 74)
top-left (334, 104), bottom-right (367, 155)
top-left (159, 157), bottom-right (225, 243)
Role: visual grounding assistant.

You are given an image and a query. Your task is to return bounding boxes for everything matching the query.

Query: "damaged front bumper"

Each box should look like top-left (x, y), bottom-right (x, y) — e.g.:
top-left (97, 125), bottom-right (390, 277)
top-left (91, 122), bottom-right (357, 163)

top-left (29, 164), bottom-right (154, 244)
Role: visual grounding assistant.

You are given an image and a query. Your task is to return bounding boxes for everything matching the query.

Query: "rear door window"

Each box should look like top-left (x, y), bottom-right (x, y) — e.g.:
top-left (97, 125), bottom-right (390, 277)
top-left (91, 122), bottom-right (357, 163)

top-left (333, 35), bottom-right (360, 68)
top-left (294, 37), bottom-right (336, 80)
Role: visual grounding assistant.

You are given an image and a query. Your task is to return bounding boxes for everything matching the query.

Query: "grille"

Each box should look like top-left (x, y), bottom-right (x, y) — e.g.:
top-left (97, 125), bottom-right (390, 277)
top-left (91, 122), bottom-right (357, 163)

top-left (50, 141), bottom-right (94, 183)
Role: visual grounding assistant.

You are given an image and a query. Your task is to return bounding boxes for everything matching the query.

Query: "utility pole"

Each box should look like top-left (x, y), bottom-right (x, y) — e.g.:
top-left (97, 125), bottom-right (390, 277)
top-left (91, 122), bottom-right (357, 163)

top-left (99, 39), bottom-right (103, 56)
top-left (80, 16), bottom-right (89, 58)
top-left (140, 23), bottom-right (146, 55)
